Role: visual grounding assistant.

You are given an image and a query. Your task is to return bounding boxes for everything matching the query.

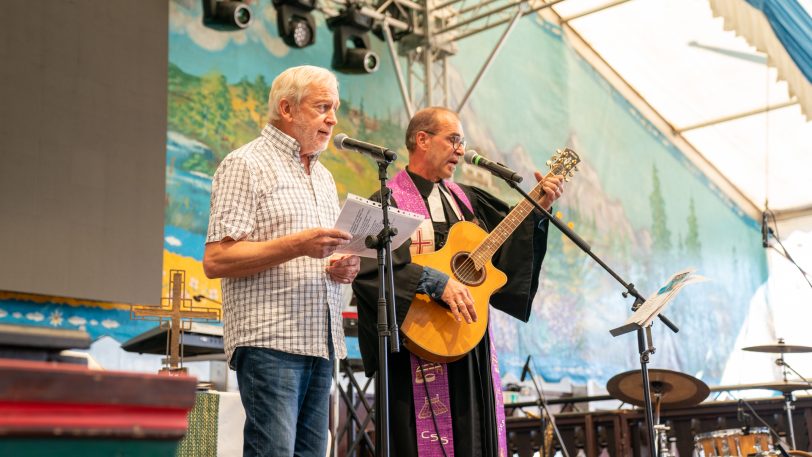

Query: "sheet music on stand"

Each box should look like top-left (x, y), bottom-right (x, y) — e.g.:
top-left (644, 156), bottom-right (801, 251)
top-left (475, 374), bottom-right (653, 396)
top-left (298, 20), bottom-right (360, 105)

top-left (333, 193), bottom-right (423, 258)
top-left (611, 268), bottom-right (707, 336)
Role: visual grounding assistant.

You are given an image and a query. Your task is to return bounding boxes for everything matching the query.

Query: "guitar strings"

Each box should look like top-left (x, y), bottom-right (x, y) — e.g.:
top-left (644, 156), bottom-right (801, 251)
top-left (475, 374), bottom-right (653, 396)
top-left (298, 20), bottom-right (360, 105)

top-left (452, 173), bottom-right (548, 282)
top-left (449, 153), bottom-right (577, 285)
top-left (452, 178), bottom-right (546, 283)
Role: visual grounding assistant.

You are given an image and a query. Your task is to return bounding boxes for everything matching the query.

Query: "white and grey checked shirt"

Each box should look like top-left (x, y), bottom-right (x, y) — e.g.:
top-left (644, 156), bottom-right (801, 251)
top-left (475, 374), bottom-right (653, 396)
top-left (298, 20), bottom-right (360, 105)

top-left (206, 124), bottom-right (347, 364)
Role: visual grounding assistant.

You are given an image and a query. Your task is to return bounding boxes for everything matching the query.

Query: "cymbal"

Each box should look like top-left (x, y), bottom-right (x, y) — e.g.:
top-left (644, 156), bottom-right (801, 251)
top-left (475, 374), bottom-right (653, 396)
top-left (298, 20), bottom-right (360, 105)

top-left (743, 342), bottom-right (812, 353)
top-left (607, 368), bottom-right (710, 408)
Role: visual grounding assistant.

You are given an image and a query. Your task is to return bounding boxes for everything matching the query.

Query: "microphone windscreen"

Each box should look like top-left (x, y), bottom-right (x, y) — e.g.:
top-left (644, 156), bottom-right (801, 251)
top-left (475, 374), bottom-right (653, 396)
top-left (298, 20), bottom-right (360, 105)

top-left (333, 133), bottom-right (348, 149)
top-left (463, 150), bottom-right (478, 164)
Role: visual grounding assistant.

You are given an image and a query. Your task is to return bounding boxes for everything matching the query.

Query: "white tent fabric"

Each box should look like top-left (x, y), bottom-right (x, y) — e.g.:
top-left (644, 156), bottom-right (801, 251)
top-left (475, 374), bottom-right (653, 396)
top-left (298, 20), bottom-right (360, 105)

top-left (538, 0), bottom-right (812, 388)
top-left (546, 0), bottom-right (812, 216)
top-left (721, 227), bottom-right (812, 389)
top-left (709, 0), bottom-right (812, 122)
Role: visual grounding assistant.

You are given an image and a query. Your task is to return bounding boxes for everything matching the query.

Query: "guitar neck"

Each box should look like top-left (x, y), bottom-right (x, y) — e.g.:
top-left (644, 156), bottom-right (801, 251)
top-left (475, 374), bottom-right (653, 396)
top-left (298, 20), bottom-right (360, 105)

top-left (469, 176), bottom-right (548, 269)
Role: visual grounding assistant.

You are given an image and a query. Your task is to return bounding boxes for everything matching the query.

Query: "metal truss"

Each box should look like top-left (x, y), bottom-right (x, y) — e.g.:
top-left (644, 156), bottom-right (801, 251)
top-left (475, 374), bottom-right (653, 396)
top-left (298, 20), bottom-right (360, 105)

top-left (322, 0), bottom-right (568, 114)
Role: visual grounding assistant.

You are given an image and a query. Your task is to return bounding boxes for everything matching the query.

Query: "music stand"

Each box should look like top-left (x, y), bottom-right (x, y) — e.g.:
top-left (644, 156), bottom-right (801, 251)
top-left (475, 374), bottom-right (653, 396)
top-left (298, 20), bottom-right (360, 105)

top-left (609, 298), bottom-right (677, 457)
top-left (501, 149), bottom-right (683, 457)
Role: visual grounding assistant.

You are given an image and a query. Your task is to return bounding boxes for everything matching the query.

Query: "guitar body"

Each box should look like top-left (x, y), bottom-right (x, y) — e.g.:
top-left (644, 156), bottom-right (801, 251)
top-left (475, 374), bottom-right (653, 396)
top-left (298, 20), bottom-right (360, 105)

top-left (401, 221), bottom-right (507, 363)
top-left (400, 147), bottom-right (581, 364)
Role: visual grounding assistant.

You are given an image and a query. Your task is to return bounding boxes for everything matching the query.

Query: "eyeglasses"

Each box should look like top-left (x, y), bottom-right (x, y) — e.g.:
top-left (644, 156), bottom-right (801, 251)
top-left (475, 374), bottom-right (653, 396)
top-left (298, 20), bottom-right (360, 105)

top-left (423, 131), bottom-right (466, 153)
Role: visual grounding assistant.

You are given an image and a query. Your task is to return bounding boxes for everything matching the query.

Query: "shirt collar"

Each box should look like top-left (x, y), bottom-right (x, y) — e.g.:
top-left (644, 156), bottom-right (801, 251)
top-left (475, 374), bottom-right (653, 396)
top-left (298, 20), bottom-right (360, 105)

top-left (261, 123), bottom-right (323, 163)
top-left (406, 167), bottom-right (447, 199)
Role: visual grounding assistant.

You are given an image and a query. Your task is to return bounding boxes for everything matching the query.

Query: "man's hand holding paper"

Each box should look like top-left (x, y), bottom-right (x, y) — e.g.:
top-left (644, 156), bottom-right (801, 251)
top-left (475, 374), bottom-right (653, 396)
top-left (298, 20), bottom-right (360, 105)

top-left (333, 194), bottom-right (424, 258)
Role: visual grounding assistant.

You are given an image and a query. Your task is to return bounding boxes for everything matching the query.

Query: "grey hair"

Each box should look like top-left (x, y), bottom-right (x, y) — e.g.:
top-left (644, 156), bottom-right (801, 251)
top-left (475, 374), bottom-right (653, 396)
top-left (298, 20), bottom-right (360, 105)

top-left (267, 66), bottom-right (338, 122)
top-left (405, 107), bottom-right (458, 153)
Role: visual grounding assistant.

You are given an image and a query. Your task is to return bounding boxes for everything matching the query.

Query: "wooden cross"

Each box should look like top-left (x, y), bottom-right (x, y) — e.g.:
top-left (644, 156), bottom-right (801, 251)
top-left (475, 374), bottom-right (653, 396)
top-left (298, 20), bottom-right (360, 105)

top-left (131, 270), bottom-right (221, 374)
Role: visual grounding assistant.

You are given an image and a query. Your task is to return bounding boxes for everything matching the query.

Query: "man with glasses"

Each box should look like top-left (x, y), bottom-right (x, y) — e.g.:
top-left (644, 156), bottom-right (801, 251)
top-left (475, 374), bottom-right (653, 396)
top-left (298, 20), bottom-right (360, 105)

top-left (352, 107), bottom-right (565, 456)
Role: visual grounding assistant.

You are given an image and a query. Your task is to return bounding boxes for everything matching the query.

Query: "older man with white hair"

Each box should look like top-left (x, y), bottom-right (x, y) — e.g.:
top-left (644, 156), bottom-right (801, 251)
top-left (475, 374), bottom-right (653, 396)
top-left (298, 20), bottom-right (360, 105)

top-left (204, 65), bottom-right (360, 457)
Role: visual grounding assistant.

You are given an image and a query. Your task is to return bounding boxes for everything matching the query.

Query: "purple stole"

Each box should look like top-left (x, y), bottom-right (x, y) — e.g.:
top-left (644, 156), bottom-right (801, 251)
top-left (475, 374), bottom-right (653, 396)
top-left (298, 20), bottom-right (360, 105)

top-left (388, 170), bottom-right (508, 457)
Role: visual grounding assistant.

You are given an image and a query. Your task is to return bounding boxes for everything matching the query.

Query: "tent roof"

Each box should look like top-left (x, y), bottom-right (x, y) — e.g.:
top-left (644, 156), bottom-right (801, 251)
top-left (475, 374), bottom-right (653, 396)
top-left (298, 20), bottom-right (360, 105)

top-left (545, 0), bottom-right (812, 220)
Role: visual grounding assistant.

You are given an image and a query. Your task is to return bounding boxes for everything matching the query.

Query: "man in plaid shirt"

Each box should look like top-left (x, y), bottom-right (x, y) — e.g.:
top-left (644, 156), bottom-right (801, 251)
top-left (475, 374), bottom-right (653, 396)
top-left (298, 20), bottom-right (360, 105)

top-left (204, 65), bottom-right (360, 457)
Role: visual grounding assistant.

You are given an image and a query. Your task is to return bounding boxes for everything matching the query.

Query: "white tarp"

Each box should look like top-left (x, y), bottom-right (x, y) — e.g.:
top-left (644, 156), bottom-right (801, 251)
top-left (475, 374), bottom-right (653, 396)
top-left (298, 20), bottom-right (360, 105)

top-left (549, 0), bottom-right (812, 215)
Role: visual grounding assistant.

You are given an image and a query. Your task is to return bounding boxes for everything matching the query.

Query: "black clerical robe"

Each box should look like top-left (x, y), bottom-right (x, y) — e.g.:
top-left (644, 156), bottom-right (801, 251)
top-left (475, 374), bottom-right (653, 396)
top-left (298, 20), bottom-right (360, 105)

top-left (352, 170), bottom-right (549, 457)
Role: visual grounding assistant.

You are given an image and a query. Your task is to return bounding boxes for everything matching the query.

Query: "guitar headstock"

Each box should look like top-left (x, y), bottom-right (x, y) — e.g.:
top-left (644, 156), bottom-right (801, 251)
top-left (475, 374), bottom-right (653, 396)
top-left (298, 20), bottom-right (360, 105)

top-left (546, 148), bottom-right (580, 181)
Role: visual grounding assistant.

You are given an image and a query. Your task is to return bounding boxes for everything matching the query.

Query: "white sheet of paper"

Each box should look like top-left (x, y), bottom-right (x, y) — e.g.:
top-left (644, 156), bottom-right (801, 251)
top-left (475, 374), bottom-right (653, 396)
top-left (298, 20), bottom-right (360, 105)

top-left (620, 268), bottom-right (707, 329)
top-left (333, 194), bottom-right (424, 258)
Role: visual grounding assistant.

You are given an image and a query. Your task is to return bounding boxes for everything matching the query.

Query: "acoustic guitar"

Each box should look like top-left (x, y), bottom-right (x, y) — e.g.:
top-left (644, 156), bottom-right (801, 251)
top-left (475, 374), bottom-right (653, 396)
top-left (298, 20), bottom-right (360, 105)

top-left (401, 148), bottom-right (581, 363)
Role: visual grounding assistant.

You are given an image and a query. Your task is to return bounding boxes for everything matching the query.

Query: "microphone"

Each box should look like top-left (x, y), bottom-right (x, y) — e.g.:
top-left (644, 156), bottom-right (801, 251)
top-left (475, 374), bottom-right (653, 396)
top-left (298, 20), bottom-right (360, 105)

top-left (520, 355), bottom-right (532, 382)
top-left (463, 150), bottom-right (523, 183)
top-left (737, 399), bottom-right (744, 422)
top-left (333, 133), bottom-right (397, 163)
top-left (737, 399), bottom-right (752, 428)
top-left (504, 383), bottom-right (522, 392)
top-left (761, 210), bottom-right (769, 248)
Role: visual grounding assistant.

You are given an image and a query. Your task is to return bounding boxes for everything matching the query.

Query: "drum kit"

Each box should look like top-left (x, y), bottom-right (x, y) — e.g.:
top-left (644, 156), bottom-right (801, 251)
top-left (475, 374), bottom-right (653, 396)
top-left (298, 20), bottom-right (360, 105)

top-left (606, 339), bottom-right (812, 457)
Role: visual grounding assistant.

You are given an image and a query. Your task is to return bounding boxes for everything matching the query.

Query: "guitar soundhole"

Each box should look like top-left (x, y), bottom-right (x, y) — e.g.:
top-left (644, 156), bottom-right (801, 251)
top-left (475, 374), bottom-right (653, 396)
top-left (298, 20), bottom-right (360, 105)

top-left (451, 252), bottom-right (485, 286)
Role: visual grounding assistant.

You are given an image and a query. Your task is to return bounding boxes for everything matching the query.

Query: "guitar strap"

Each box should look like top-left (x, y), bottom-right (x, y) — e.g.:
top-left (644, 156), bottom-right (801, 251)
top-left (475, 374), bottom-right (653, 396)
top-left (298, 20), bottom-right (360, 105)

top-left (389, 170), bottom-right (508, 457)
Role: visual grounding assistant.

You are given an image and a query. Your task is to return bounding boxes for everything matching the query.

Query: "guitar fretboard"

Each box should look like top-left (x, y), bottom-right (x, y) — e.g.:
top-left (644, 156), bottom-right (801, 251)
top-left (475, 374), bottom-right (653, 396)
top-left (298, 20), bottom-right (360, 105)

top-left (469, 179), bottom-right (546, 270)
top-left (468, 149), bottom-right (578, 270)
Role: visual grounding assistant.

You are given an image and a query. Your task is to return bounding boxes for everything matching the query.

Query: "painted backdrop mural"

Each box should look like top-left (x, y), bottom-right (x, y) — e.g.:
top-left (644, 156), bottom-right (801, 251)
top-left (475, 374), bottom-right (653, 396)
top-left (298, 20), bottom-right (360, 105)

top-left (161, 0), bottom-right (767, 388)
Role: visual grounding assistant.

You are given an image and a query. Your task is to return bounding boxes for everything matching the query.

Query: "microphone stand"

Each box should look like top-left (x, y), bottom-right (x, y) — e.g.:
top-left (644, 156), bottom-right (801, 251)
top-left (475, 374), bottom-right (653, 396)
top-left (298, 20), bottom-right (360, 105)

top-left (525, 355), bottom-right (571, 457)
top-left (505, 179), bottom-right (679, 457)
top-left (773, 355), bottom-right (812, 449)
top-left (775, 357), bottom-right (812, 387)
top-left (365, 157), bottom-right (400, 457)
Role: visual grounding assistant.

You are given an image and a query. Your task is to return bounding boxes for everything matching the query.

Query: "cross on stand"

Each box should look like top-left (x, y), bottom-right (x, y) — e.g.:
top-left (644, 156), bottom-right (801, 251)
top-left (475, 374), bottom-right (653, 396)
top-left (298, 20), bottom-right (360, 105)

top-left (131, 270), bottom-right (221, 374)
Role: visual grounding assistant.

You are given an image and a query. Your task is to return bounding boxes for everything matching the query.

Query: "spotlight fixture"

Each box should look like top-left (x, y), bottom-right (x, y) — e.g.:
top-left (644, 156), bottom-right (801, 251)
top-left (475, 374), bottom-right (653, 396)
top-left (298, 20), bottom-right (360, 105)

top-left (273, 0), bottom-right (317, 48)
top-left (326, 4), bottom-right (380, 74)
top-left (202, 0), bottom-right (253, 30)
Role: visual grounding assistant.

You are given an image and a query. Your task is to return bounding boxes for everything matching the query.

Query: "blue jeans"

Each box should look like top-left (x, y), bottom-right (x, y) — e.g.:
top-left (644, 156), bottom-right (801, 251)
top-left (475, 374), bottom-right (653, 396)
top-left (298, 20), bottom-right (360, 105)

top-left (233, 341), bottom-right (334, 457)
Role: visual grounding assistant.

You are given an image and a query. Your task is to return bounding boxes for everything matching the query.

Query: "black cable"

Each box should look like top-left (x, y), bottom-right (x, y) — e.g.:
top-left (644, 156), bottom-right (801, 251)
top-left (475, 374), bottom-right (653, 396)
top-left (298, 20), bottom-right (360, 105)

top-left (417, 359), bottom-right (450, 457)
top-left (737, 398), bottom-right (790, 457)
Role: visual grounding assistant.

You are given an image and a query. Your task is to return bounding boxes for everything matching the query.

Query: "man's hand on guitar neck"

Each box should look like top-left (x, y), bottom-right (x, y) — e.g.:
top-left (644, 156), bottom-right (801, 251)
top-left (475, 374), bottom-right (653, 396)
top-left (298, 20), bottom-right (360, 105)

top-left (441, 278), bottom-right (477, 324)
top-left (534, 173), bottom-right (565, 211)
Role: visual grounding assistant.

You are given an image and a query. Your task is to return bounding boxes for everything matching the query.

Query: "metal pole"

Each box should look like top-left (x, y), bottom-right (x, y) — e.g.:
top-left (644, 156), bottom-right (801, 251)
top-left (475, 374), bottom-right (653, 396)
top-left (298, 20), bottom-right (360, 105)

top-left (456, 0), bottom-right (505, 16)
top-left (561, 0), bottom-right (633, 22)
top-left (457, 6), bottom-right (523, 112)
top-left (784, 392), bottom-right (798, 449)
top-left (639, 327), bottom-right (657, 457)
top-left (424, 0), bottom-right (434, 107)
top-left (449, 0), bottom-right (567, 42)
top-left (676, 99), bottom-right (799, 132)
top-left (433, 0), bottom-right (465, 11)
top-left (383, 23), bottom-right (415, 118)
top-left (437, 0), bottom-right (525, 35)
top-left (443, 57), bottom-right (449, 107)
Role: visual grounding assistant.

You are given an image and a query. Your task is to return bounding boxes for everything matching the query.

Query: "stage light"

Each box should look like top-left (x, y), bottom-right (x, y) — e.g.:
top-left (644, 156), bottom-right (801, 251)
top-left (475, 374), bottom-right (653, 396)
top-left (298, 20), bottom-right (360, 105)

top-left (327, 5), bottom-right (380, 74)
top-left (202, 0), bottom-right (253, 30)
top-left (273, 0), bottom-right (317, 48)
